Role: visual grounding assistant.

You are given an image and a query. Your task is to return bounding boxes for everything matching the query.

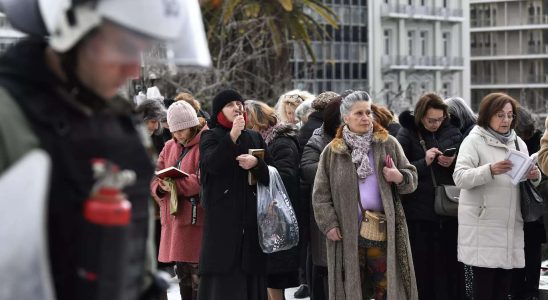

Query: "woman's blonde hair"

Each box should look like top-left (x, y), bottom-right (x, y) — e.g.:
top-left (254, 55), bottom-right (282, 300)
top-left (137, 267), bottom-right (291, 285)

top-left (245, 100), bottom-right (278, 131)
top-left (275, 89), bottom-right (314, 123)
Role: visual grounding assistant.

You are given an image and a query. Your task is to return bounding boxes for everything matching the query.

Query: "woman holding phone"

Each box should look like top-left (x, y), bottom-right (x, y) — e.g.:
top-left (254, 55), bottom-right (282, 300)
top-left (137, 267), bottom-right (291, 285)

top-left (313, 91), bottom-right (419, 299)
top-left (396, 93), bottom-right (463, 300)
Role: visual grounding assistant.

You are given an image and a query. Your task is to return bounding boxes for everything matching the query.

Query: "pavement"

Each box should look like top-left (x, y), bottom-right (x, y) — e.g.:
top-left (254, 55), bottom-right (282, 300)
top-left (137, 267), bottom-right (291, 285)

top-left (167, 281), bottom-right (309, 300)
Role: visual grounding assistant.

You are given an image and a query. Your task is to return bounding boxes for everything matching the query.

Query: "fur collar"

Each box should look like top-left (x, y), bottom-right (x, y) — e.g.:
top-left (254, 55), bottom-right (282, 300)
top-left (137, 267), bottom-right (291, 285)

top-left (398, 110), bottom-right (461, 131)
top-left (330, 122), bottom-right (388, 154)
top-left (271, 122), bottom-right (298, 139)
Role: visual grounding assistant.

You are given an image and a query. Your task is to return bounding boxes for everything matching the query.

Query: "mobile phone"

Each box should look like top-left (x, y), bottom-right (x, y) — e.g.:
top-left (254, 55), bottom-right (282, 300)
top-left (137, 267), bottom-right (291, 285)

top-left (443, 148), bottom-right (457, 156)
top-left (385, 154), bottom-right (393, 168)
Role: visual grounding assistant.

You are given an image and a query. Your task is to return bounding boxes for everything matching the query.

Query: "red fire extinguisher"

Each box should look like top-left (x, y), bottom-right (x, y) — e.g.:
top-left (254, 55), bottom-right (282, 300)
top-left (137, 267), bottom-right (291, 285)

top-left (76, 159), bottom-right (136, 300)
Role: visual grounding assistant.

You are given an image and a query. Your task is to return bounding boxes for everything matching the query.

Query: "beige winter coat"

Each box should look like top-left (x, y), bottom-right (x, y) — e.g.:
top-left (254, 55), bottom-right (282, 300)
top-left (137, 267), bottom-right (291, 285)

top-left (313, 124), bottom-right (419, 300)
top-left (453, 126), bottom-right (527, 269)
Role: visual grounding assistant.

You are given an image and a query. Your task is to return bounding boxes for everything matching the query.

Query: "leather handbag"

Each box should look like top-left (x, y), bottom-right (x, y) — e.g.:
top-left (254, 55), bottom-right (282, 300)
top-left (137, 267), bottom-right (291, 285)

top-left (434, 185), bottom-right (460, 216)
top-left (515, 140), bottom-right (545, 222)
top-left (418, 132), bottom-right (460, 217)
top-left (359, 210), bottom-right (387, 241)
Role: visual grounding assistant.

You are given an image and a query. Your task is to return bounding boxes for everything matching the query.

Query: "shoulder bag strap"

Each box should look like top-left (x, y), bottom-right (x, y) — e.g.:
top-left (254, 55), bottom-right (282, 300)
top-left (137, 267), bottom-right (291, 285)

top-left (174, 147), bottom-right (191, 169)
top-left (417, 131), bottom-right (439, 187)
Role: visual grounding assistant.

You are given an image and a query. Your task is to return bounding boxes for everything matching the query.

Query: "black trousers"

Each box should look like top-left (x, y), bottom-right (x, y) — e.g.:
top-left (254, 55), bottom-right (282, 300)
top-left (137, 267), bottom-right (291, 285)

top-left (472, 266), bottom-right (512, 300)
top-left (310, 265), bottom-right (328, 300)
top-left (510, 221), bottom-right (545, 299)
top-left (407, 220), bottom-right (465, 300)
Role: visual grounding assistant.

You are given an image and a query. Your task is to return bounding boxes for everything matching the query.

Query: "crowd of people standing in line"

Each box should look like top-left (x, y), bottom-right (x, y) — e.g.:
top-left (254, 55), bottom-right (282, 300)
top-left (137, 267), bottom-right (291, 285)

top-left (140, 86), bottom-right (548, 300)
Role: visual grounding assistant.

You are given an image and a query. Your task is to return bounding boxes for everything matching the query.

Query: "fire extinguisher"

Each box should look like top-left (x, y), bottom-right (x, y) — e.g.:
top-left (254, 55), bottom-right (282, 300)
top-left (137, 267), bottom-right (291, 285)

top-left (76, 159), bottom-right (136, 300)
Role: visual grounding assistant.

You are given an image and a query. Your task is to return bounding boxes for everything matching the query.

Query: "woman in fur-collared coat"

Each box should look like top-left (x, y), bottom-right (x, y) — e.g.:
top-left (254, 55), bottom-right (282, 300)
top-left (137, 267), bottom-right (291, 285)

top-left (313, 91), bottom-right (419, 300)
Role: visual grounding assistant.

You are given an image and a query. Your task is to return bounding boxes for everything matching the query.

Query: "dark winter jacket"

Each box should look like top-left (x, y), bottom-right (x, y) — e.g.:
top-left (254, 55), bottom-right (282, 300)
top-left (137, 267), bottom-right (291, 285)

top-left (264, 123), bottom-right (301, 274)
top-left (387, 122), bottom-right (401, 137)
top-left (296, 110), bottom-right (323, 242)
top-left (300, 126), bottom-right (332, 266)
top-left (151, 127), bottom-right (170, 154)
top-left (199, 126), bottom-right (270, 275)
top-left (0, 39), bottom-right (155, 300)
top-left (298, 111), bottom-right (323, 149)
top-left (396, 110), bottom-right (463, 221)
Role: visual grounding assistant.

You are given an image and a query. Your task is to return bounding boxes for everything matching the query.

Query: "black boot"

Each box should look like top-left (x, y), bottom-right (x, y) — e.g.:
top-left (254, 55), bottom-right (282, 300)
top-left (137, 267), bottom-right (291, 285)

top-left (180, 286), bottom-right (193, 300)
top-left (294, 284), bottom-right (309, 299)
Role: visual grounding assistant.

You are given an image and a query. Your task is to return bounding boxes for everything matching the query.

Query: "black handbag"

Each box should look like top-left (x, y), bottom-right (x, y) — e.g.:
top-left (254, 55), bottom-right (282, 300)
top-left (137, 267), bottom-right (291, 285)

top-left (418, 132), bottom-right (460, 217)
top-left (434, 185), bottom-right (460, 216)
top-left (515, 140), bottom-right (544, 222)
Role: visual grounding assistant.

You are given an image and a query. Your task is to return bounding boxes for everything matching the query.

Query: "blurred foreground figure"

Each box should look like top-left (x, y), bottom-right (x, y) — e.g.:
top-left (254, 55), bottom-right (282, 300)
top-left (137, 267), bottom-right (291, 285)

top-left (0, 0), bottom-right (210, 299)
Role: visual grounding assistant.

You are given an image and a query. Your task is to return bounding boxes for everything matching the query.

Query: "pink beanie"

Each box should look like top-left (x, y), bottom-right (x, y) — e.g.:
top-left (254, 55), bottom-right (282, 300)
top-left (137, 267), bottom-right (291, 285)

top-left (167, 101), bottom-right (199, 132)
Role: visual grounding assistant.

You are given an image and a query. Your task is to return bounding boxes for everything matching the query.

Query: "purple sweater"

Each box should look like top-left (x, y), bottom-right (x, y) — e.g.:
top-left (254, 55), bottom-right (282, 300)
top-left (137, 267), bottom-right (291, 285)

top-left (357, 151), bottom-right (384, 223)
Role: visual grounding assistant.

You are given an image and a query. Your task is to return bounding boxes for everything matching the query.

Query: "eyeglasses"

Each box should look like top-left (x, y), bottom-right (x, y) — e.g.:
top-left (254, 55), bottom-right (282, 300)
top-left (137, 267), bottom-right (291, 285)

top-left (424, 116), bottom-right (446, 125)
top-left (284, 94), bottom-right (305, 102)
top-left (495, 113), bottom-right (516, 120)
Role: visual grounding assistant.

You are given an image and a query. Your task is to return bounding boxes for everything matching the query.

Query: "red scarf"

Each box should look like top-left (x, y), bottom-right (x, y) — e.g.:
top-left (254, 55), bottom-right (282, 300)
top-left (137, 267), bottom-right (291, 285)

top-left (216, 111), bottom-right (247, 129)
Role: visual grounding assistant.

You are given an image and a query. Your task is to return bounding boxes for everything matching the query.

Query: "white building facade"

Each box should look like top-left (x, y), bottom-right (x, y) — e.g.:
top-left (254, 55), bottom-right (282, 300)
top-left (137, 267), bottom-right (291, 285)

top-left (470, 0), bottom-right (548, 112)
top-left (292, 0), bottom-right (470, 113)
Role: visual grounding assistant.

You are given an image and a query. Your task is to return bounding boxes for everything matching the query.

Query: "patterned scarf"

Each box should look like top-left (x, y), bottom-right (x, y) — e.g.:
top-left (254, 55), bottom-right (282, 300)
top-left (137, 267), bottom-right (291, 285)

top-left (259, 125), bottom-right (276, 145)
top-left (342, 125), bottom-right (374, 179)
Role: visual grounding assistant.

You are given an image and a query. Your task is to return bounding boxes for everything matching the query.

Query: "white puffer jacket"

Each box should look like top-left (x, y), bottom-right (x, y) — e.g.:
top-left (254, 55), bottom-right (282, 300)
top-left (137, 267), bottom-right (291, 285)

top-left (453, 126), bottom-right (527, 269)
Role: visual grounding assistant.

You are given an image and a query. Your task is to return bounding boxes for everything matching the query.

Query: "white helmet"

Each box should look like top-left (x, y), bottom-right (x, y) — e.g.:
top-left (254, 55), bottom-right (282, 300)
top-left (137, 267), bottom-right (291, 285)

top-left (0, 0), bottom-right (211, 67)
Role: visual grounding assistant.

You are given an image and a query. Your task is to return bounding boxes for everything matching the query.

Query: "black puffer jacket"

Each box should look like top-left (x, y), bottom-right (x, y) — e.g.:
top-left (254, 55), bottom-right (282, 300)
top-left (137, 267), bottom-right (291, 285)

top-left (298, 111), bottom-right (323, 149)
top-left (264, 123), bottom-right (302, 274)
top-left (300, 126), bottom-right (332, 266)
top-left (396, 110), bottom-right (463, 221)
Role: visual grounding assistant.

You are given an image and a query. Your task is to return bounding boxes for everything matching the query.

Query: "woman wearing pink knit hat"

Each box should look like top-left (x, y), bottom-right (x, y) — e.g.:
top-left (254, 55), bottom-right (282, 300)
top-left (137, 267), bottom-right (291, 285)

top-left (150, 101), bottom-right (208, 300)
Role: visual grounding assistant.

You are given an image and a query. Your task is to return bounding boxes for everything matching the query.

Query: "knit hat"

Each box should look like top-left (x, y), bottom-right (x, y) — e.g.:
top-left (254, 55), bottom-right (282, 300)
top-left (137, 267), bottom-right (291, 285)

top-left (167, 101), bottom-right (199, 132)
top-left (209, 89), bottom-right (244, 128)
top-left (135, 99), bottom-right (166, 121)
top-left (311, 91), bottom-right (340, 111)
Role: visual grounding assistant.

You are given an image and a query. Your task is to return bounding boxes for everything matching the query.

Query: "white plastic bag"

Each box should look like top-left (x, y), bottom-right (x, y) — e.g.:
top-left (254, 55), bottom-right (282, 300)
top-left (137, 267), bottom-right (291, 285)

top-left (257, 166), bottom-right (299, 253)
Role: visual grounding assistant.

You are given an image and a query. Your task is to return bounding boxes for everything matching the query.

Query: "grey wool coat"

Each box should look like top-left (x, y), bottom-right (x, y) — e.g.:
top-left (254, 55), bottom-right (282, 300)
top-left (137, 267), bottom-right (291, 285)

top-left (313, 123), bottom-right (419, 300)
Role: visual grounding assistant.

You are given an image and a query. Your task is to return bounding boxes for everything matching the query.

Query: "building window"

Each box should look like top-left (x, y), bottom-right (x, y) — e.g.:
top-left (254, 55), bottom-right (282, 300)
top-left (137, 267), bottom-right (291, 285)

top-left (384, 82), bottom-right (393, 105)
top-left (442, 82), bottom-right (450, 97)
top-left (384, 30), bottom-right (391, 56)
top-left (443, 0), bottom-right (447, 8)
top-left (420, 31), bottom-right (427, 56)
top-left (408, 31), bottom-right (415, 56)
top-left (442, 32), bottom-right (450, 57)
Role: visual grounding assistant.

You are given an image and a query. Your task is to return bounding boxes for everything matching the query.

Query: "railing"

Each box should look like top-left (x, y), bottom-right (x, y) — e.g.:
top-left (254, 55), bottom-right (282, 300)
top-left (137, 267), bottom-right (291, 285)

top-left (471, 75), bottom-right (548, 85)
top-left (471, 15), bottom-right (548, 28)
top-left (381, 4), bottom-right (463, 19)
top-left (382, 55), bottom-right (463, 68)
top-left (471, 45), bottom-right (548, 56)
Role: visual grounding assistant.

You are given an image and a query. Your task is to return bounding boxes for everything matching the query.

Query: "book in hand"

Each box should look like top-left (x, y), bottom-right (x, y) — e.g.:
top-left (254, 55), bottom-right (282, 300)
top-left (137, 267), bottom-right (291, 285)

top-left (155, 166), bottom-right (189, 179)
top-left (504, 149), bottom-right (537, 185)
top-left (248, 149), bottom-right (265, 185)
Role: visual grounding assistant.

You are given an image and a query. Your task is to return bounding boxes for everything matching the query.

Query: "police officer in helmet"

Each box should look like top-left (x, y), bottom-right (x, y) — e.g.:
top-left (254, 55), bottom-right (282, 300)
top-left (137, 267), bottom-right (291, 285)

top-left (0, 0), bottom-right (210, 299)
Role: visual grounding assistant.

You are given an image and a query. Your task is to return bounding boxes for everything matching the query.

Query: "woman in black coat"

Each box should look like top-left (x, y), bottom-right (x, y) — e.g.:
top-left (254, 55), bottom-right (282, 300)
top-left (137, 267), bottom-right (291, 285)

top-left (245, 100), bottom-right (301, 300)
top-left (299, 97), bottom-right (342, 300)
top-left (198, 90), bottom-right (270, 300)
top-left (396, 93), bottom-right (463, 300)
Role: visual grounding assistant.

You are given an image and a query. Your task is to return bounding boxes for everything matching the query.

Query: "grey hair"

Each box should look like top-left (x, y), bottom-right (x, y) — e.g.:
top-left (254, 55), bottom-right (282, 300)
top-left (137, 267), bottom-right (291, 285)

top-left (515, 106), bottom-right (536, 139)
top-left (295, 99), bottom-right (314, 120)
top-left (444, 97), bottom-right (477, 131)
top-left (340, 91), bottom-right (372, 118)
